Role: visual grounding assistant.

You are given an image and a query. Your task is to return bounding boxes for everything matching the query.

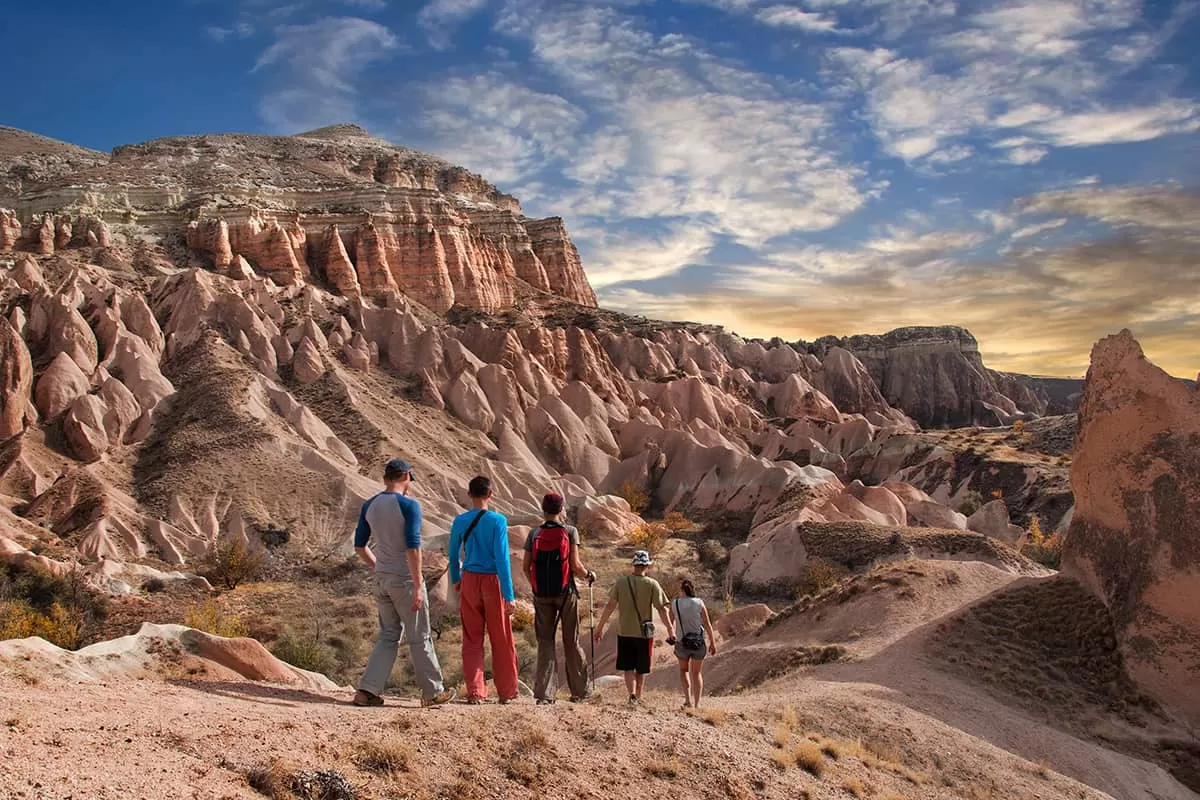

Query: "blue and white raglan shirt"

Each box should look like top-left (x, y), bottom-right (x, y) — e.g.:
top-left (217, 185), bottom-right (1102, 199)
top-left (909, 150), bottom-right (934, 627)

top-left (354, 491), bottom-right (422, 578)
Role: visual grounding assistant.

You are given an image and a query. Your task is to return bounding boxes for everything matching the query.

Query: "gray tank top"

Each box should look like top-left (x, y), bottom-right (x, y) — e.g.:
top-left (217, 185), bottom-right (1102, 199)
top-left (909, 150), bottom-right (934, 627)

top-left (673, 597), bottom-right (705, 636)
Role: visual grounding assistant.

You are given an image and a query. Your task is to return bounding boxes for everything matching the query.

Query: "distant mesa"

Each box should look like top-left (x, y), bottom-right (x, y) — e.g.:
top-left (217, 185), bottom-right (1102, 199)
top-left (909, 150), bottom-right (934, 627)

top-left (0, 123), bottom-right (597, 313)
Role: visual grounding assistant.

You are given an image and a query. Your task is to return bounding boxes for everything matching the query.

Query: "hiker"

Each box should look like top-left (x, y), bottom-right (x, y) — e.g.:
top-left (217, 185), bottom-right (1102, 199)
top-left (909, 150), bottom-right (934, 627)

top-left (352, 458), bottom-right (456, 708)
top-left (522, 492), bottom-right (597, 704)
top-left (666, 579), bottom-right (717, 708)
top-left (593, 550), bottom-right (675, 704)
top-left (448, 475), bottom-right (520, 704)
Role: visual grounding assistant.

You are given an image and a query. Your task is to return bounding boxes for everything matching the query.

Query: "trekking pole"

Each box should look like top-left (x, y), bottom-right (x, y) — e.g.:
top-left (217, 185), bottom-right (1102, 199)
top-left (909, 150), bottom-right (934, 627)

top-left (588, 578), bottom-right (596, 693)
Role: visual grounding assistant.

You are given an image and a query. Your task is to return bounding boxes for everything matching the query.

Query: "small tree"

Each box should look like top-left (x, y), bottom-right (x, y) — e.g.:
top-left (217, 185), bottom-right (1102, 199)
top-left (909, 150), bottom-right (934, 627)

top-left (203, 538), bottom-right (266, 590)
top-left (616, 481), bottom-right (650, 515)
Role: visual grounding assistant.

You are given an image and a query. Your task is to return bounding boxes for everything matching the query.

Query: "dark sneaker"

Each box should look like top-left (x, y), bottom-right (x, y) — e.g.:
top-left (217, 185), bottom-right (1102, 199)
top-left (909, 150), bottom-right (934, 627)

top-left (421, 688), bottom-right (457, 708)
top-left (536, 698), bottom-right (555, 705)
top-left (352, 689), bottom-right (383, 707)
top-left (628, 694), bottom-right (638, 705)
top-left (569, 692), bottom-right (595, 703)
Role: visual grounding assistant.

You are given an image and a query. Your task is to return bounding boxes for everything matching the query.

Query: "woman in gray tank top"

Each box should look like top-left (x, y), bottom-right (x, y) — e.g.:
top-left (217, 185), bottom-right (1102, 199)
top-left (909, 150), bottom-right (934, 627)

top-left (667, 579), bottom-right (718, 708)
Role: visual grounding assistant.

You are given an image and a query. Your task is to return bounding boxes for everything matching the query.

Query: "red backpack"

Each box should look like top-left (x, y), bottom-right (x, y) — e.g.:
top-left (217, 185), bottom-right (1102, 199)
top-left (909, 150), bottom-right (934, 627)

top-left (531, 523), bottom-right (572, 597)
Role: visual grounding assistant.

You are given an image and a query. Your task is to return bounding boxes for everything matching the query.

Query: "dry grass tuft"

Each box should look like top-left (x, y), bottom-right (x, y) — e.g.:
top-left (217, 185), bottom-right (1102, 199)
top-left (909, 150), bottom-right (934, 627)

top-left (793, 741), bottom-right (826, 776)
top-left (771, 723), bottom-right (792, 748)
top-left (517, 727), bottom-right (550, 749)
top-left (643, 757), bottom-right (684, 779)
top-left (354, 737), bottom-right (413, 774)
top-left (842, 777), bottom-right (867, 797)
top-left (779, 704), bottom-right (798, 730)
top-left (510, 604), bottom-right (535, 632)
top-left (769, 748), bottom-right (793, 771)
top-left (246, 760), bottom-right (293, 799)
top-left (699, 708), bottom-right (727, 727)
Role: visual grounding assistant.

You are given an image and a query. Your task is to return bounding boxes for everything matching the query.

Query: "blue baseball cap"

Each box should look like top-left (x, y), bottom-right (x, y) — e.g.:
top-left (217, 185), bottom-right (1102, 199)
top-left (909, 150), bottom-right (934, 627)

top-left (384, 458), bottom-right (416, 480)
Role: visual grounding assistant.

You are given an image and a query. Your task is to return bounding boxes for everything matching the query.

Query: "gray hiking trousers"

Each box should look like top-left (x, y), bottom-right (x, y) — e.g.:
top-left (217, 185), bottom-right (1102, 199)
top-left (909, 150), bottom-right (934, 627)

top-left (358, 571), bottom-right (445, 700)
top-left (533, 591), bottom-right (589, 700)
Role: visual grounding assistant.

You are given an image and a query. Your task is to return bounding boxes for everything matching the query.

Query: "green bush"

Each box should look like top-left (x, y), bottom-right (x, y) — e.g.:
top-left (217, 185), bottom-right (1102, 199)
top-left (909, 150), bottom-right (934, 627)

top-left (957, 490), bottom-right (985, 517)
top-left (0, 562), bottom-right (106, 649)
top-left (271, 627), bottom-right (337, 676)
top-left (202, 538), bottom-right (266, 590)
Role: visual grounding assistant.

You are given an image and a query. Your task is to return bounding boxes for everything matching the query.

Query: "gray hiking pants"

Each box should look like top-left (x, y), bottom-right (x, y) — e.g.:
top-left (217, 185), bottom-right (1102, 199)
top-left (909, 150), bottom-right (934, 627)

top-left (533, 591), bottom-right (589, 700)
top-left (359, 571), bottom-right (445, 700)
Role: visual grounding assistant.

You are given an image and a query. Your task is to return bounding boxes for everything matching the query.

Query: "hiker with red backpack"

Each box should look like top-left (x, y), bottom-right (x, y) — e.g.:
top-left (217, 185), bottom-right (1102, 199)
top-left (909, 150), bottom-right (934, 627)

top-left (522, 493), bottom-right (597, 704)
top-left (449, 476), bottom-right (520, 705)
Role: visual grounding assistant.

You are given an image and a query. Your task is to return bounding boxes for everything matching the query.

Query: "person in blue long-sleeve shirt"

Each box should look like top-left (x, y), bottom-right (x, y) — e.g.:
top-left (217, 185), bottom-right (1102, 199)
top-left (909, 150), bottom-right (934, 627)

top-left (448, 475), bottom-right (519, 704)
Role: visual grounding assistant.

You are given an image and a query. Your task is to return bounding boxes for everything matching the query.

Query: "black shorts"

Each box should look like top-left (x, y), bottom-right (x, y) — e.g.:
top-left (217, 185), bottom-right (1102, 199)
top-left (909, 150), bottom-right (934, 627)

top-left (616, 635), bottom-right (653, 674)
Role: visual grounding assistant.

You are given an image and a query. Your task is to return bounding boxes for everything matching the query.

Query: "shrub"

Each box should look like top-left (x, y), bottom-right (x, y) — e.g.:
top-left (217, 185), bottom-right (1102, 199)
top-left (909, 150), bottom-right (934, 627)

top-left (616, 481), bottom-right (649, 515)
top-left (699, 708), bottom-right (727, 726)
top-left (628, 523), bottom-right (668, 555)
top-left (511, 604), bottom-right (534, 632)
top-left (1022, 521), bottom-right (1063, 570)
top-left (661, 511), bottom-right (693, 534)
top-left (957, 490), bottom-right (984, 517)
top-left (1012, 419), bottom-right (1025, 434)
top-left (271, 627), bottom-right (337, 676)
top-left (0, 562), bottom-right (105, 648)
top-left (794, 558), bottom-right (846, 599)
top-left (0, 600), bottom-right (82, 649)
top-left (697, 539), bottom-right (727, 566)
top-left (183, 599), bottom-right (249, 638)
top-left (202, 538), bottom-right (265, 590)
top-left (141, 578), bottom-right (167, 593)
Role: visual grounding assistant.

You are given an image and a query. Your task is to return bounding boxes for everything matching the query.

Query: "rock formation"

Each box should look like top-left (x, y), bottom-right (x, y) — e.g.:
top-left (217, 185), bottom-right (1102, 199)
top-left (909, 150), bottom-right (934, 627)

top-left (0, 319), bottom-right (34, 439)
top-left (1062, 329), bottom-right (1200, 726)
top-left (814, 326), bottom-right (1044, 427)
top-left (1, 125), bottom-right (597, 313)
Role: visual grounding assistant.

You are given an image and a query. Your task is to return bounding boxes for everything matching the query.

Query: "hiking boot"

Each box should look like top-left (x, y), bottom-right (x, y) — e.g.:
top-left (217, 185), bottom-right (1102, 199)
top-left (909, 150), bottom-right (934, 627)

top-left (352, 689), bottom-right (384, 707)
top-left (498, 695), bottom-right (519, 705)
top-left (421, 688), bottom-right (457, 708)
top-left (628, 694), bottom-right (638, 705)
top-left (536, 697), bottom-right (556, 705)
top-left (569, 692), bottom-right (595, 703)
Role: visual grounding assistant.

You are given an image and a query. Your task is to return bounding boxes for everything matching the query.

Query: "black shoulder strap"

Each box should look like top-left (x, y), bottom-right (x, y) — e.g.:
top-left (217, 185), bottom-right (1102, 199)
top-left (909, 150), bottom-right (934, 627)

top-left (628, 576), bottom-right (647, 623)
top-left (461, 510), bottom-right (487, 550)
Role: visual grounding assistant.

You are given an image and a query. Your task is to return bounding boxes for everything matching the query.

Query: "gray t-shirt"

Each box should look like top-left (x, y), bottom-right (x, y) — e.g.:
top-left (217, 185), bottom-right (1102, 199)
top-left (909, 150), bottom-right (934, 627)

top-left (672, 597), bottom-right (706, 636)
top-left (522, 523), bottom-right (580, 551)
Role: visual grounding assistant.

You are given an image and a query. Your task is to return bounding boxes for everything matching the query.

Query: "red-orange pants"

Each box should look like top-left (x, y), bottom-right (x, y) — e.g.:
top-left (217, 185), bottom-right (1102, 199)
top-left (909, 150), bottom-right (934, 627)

top-left (459, 571), bottom-right (519, 700)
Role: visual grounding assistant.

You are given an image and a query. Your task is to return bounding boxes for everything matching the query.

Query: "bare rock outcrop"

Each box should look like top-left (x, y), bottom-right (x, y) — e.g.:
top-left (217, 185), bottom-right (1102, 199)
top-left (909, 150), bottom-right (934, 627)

top-left (966, 499), bottom-right (1025, 545)
top-left (816, 326), bottom-right (1036, 428)
top-left (0, 209), bottom-right (20, 252)
top-left (34, 352), bottom-right (90, 418)
top-left (0, 319), bottom-right (34, 440)
top-left (1062, 329), bottom-right (1200, 726)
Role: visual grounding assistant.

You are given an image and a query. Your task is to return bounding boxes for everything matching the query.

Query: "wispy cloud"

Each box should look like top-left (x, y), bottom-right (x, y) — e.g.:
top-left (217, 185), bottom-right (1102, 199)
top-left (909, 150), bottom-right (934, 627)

top-left (253, 16), bottom-right (399, 132)
top-left (755, 5), bottom-right (843, 33)
top-left (418, 0), bottom-right (488, 47)
top-left (205, 21), bottom-right (255, 41)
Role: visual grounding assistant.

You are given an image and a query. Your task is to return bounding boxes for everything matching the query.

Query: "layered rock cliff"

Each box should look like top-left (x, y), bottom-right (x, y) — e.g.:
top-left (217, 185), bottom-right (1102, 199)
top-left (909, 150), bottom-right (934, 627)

top-left (813, 326), bottom-right (1047, 428)
top-left (0, 124), bottom-right (596, 312)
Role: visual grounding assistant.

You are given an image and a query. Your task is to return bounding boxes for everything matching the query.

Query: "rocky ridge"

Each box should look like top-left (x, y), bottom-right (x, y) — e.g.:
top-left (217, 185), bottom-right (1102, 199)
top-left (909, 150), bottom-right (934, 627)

top-left (0, 124), bottom-right (595, 312)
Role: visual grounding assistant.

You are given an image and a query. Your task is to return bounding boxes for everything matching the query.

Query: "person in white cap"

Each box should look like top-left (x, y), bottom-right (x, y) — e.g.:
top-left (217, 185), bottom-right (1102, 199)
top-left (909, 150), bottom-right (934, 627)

top-left (593, 550), bottom-right (674, 704)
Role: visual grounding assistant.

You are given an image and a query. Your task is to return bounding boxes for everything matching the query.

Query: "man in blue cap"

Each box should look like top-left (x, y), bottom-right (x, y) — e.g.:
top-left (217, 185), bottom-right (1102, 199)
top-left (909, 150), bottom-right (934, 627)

top-left (352, 458), bottom-right (455, 708)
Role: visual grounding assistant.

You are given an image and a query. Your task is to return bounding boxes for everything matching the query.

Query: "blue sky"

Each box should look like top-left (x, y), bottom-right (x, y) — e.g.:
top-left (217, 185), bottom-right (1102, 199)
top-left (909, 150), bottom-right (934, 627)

top-left (4, 0), bottom-right (1200, 376)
